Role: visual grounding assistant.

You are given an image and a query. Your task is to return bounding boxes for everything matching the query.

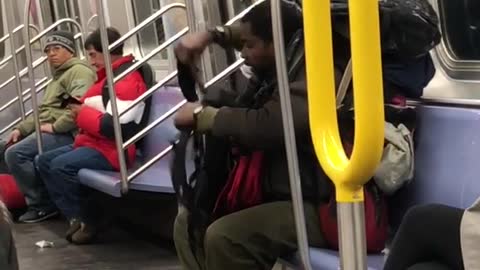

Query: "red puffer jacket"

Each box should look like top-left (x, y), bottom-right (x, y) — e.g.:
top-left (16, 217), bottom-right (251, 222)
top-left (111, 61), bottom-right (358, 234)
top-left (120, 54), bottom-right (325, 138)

top-left (74, 55), bottom-right (147, 170)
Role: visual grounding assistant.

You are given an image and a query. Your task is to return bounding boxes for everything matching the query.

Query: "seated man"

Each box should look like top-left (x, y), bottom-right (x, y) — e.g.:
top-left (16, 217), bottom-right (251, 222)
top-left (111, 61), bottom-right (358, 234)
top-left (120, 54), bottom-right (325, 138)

top-left (4, 31), bottom-right (95, 223)
top-left (36, 27), bottom-right (148, 245)
top-left (173, 1), bottom-right (327, 269)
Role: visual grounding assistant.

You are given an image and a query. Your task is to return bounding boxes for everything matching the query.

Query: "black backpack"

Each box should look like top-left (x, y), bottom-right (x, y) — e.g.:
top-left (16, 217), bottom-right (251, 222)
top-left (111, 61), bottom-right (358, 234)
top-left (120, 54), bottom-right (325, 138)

top-left (330, 0), bottom-right (441, 60)
top-left (100, 61), bottom-right (154, 145)
top-left (329, 0), bottom-right (440, 99)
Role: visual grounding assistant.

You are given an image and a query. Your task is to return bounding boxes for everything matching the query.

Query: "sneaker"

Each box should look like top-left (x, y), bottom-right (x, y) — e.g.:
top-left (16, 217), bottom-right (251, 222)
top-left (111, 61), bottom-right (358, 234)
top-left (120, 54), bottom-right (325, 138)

top-left (71, 222), bottom-right (97, 245)
top-left (18, 209), bottom-right (59, 223)
top-left (66, 218), bottom-right (81, 242)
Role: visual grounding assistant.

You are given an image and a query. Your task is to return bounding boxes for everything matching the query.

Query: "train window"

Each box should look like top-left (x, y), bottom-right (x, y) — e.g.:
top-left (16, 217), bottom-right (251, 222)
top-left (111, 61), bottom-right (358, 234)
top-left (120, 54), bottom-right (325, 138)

top-left (438, 0), bottom-right (480, 61)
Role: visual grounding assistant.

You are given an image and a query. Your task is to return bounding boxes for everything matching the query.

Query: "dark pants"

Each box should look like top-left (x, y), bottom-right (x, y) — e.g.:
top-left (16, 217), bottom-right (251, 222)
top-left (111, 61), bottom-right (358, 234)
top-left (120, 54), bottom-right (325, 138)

top-left (384, 204), bottom-right (465, 270)
top-left (4, 132), bottom-right (73, 211)
top-left (174, 201), bottom-right (326, 270)
top-left (0, 141), bottom-right (10, 174)
top-left (36, 145), bottom-right (113, 222)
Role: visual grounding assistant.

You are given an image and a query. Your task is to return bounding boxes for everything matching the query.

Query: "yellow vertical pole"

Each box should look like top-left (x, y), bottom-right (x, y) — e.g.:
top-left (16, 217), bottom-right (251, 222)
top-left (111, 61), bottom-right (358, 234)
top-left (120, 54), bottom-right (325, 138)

top-left (303, 0), bottom-right (385, 268)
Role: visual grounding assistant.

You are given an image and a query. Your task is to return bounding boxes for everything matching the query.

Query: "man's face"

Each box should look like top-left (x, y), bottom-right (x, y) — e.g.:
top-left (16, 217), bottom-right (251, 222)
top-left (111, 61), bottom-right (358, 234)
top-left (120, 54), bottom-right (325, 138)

top-left (239, 22), bottom-right (275, 74)
top-left (86, 47), bottom-right (106, 71)
top-left (44, 45), bottom-right (73, 68)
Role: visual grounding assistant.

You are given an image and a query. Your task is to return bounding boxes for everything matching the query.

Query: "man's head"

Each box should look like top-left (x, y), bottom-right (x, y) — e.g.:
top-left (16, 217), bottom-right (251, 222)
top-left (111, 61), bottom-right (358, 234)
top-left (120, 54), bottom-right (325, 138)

top-left (84, 27), bottom-right (123, 71)
top-left (240, 0), bottom-right (303, 74)
top-left (43, 31), bottom-right (76, 68)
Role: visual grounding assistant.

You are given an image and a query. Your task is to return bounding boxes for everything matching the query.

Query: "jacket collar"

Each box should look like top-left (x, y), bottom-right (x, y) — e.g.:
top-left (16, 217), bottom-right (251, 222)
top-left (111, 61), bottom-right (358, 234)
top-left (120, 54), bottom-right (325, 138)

top-left (96, 54), bottom-right (135, 81)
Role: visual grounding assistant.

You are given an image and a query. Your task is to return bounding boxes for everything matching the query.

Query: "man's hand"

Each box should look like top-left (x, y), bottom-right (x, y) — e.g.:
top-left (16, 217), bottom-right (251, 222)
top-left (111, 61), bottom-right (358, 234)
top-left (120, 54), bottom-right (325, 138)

top-left (69, 104), bottom-right (83, 118)
top-left (6, 129), bottom-right (21, 145)
top-left (40, 123), bottom-right (54, 134)
top-left (174, 102), bottom-right (201, 130)
top-left (175, 32), bottom-right (213, 64)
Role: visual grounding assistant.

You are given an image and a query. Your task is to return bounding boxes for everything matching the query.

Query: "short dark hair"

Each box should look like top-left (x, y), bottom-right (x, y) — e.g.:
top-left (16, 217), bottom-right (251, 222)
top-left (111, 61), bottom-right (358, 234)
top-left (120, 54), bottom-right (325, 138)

top-left (84, 27), bottom-right (123, 55)
top-left (241, 0), bottom-right (303, 45)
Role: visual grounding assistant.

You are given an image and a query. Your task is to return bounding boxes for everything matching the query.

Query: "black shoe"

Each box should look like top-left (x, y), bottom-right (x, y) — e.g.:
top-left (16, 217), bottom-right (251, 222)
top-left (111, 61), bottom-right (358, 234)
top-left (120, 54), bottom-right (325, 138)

top-left (18, 209), bottom-right (59, 223)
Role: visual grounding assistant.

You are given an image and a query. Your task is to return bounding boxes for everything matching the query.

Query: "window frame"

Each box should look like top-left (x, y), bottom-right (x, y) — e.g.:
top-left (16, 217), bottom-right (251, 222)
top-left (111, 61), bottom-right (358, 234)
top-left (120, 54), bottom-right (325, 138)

top-left (432, 0), bottom-right (480, 80)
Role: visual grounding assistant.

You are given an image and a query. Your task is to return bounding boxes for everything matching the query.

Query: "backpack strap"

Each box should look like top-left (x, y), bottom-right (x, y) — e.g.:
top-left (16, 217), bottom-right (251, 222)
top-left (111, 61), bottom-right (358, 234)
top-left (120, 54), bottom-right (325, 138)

top-left (336, 58), bottom-right (352, 108)
top-left (101, 61), bottom-right (136, 108)
top-left (100, 60), bottom-right (153, 141)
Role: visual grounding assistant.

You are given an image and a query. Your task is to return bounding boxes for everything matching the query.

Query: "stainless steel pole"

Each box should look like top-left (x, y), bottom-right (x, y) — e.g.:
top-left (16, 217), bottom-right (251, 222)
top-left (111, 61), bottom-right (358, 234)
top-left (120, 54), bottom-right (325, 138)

top-left (4, 0), bottom-right (26, 120)
top-left (271, 1), bottom-right (312, 270)
top-left (23, 0), bottom-right (43, 152)
top-left (338, 202), bottom-right (368, 269)
top-left (96, 0), bottom-right (129, 194)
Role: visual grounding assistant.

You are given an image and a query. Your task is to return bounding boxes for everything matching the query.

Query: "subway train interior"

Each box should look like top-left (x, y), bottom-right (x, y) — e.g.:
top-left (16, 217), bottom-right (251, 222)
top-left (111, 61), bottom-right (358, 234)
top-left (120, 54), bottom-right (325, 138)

top-left (0, 0), bottom-right (477, 269)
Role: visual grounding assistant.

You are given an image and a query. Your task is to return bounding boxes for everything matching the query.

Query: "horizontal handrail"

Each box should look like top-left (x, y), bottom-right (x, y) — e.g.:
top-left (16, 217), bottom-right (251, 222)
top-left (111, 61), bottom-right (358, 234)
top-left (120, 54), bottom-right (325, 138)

top-left (114, 27), bottom-right (189, 85)
top-left (204, 58), bottom-right (245, 88)
top-left (21, 78), bottom-right (52, 102)
top-left (119, 71), bottom-right (178, 118)
top-left (0, 19), bottom-right (82, 69)
top-left (29, 18), bottom-right (83, 47)
top-left (0, 77), bottom-right (50, 135)
top-left (124, 1), bottom-right (255, 184)
top-left (125, 100), bottom-right (187, 151)
top-left (0, 32), bottom-right (82, 90)
top-left (0, 77), bottom-right (50, 113)
top-left (109, 3), bottom-right (186, 52)
top-left (123, 58), bottom-right (244, 149)
top-left (225, 0), bottom-right (265, 26)
top-left (0, 24), bottom-right (39, 44)
top-left (0, 33), bottom-right (82, 83)
top-left (128, 144), bottom-right (173, 182)
top-left (115, 26), bottom-right (190, 118)
top-left (126, 59), bottom-right (245, 182)
top-left (0, 109), bottom-right (32, 135)
top-left (0, 56), bottom-right (47, 90)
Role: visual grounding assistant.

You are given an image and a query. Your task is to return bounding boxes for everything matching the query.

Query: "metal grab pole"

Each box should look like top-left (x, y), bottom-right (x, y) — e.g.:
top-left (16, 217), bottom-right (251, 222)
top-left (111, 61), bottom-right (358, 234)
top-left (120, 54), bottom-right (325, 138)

top-left (271, 1), bottom-right (312, 270)
top-left (303, 0), bottom-right (385, 269)
top-left (77, 1), bottom-right (89, 39)
top-left (4, 0), bottom-right (26, 120)
top-left (23, 0), bottom-right (43, 153)
top-left (96, 0), bottom-right (129, 194)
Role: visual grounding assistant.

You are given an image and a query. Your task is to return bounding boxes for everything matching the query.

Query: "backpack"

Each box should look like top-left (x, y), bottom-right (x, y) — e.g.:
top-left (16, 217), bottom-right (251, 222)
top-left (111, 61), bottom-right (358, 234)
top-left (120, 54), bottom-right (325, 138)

top-left (0, 174), bottom-right (25, 210)
top-left (319, 182), bottom-right (388, 253)
top-left (331, 0), bottom-right (442, 60)
top-left (320, 112), bottom-right (390, 252)
top-left (331, 0), bottom-right (440, 99)
top-left (100, 61), bottom-right (154, 148)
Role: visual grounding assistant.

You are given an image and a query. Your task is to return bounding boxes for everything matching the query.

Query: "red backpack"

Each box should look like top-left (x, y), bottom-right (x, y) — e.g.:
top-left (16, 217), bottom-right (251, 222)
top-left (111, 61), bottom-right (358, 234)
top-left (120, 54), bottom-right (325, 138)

top-left (213, 151), bottom-right (264, 218)
top-left (0, 174), bottom-right (26, 210)
top-left (318, 182), bottom-right (389, 253)
top-left (318, 136), bottom-right (389, 253)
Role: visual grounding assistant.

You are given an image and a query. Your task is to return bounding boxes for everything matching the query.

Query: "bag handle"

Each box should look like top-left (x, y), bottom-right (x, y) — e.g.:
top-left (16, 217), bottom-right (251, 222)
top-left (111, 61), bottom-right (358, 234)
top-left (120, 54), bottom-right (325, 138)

top-left (336, 58), bottom-right (352, 108)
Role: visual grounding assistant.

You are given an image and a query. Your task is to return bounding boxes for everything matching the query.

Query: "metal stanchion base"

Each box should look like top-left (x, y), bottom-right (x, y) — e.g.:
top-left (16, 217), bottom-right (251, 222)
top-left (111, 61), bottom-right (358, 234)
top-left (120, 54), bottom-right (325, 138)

top-left (338, 202), bottom-right (367, 270)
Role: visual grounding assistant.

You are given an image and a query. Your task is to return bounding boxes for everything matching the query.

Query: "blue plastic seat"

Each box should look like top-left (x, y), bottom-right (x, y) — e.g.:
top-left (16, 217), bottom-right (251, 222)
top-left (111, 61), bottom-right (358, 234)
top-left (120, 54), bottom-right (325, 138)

top-left (285, 104), bottom-right (480, 269)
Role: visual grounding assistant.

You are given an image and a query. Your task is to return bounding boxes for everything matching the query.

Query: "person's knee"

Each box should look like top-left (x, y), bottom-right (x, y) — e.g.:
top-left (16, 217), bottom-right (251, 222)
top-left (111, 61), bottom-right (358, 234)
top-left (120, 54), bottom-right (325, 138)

top-left (403, 204), bottom-right (451, 228)
top-left (48, 156), bottom-right (73, 179)
top-left (205, 217), bottom-right (238, 253)
top-left (3, 145), bottom-right (18, 167)
top-left (35, 154), bottom-right (48, 173)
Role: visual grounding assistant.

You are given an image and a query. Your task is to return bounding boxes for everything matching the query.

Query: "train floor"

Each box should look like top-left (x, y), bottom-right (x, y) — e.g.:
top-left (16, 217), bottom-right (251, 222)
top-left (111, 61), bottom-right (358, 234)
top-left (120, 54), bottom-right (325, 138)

top-left (13, 217), bottom-right (181, 270)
